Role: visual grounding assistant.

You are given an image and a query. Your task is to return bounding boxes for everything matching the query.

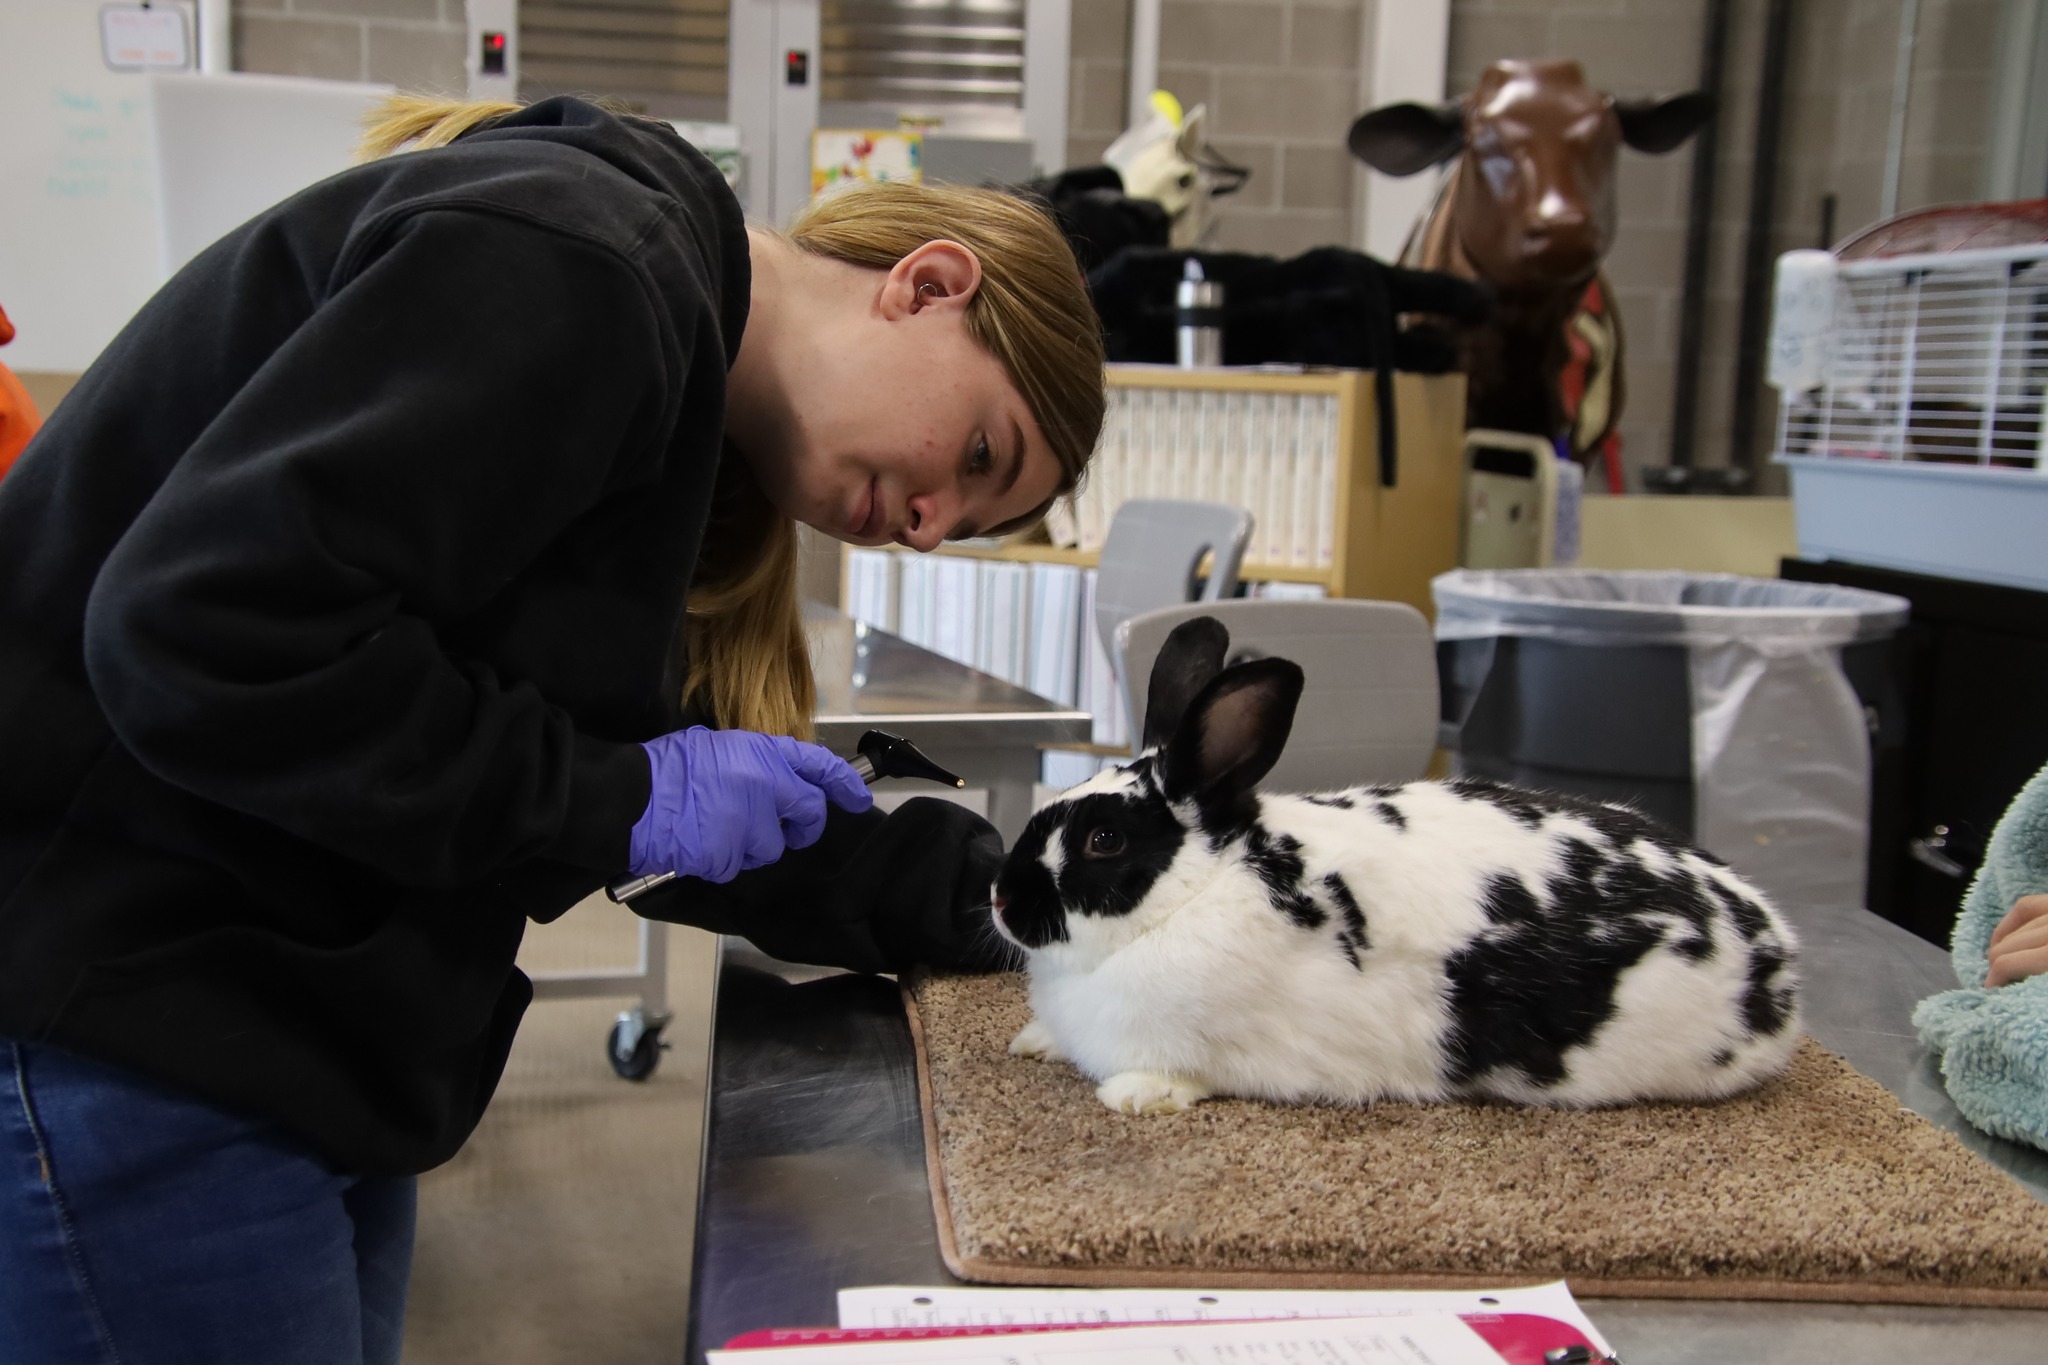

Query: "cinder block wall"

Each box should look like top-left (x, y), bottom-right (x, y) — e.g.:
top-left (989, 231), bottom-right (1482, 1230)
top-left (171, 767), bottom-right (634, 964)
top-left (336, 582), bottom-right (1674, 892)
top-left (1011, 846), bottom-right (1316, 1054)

top-left (229, 0), bottom-right (1999, 498)
top-left (1891, 0), bottom-right (1998, 213)
top-left (1070, 1), bottom-right (1368, 258)
top-left (235, 0), bottom-right (466, 94)
top-left (1158, 0), bottom-right (1364, 256)
top-left (1694, 0), bottom-right (1995, 485)
top-left (1068, 0), bottom-right (1133, 170)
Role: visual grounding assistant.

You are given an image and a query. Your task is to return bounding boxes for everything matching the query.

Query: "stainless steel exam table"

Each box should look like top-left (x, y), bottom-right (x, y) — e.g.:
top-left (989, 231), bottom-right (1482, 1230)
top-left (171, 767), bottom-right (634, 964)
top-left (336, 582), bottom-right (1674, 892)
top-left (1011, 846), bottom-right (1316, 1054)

top-left (683, 900), bottom-right (2048, 1364)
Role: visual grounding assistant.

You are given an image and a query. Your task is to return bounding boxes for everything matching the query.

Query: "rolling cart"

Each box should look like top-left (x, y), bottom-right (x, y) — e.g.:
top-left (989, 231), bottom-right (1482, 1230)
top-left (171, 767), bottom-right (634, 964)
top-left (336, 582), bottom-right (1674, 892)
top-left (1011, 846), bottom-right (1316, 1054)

top-left (528, 915), bottom-right (675, 1081)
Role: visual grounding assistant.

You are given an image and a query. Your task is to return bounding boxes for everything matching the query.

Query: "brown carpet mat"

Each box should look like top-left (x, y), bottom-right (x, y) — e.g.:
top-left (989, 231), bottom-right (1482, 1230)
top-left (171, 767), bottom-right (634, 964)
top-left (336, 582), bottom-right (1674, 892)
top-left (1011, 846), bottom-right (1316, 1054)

top-left (905, 972), bottom-right (2048, 1307)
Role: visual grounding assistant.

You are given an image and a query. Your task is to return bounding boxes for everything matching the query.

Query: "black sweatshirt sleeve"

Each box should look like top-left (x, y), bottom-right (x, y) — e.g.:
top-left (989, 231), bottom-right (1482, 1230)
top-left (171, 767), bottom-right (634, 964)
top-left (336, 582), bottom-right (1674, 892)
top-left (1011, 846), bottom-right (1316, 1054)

top-left (634, 796), bottom-right (1016, 975)
top-left (81, 208), bottom-right (674, 886)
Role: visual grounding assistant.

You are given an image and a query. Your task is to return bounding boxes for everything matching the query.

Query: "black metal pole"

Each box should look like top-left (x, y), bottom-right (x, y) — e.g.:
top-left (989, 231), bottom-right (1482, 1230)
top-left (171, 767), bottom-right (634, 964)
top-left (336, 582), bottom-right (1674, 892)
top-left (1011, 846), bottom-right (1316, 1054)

top-left (1669, 0), bottom-right (1731, 472)
top-left (1729, 0), bottom-right (1796, 479)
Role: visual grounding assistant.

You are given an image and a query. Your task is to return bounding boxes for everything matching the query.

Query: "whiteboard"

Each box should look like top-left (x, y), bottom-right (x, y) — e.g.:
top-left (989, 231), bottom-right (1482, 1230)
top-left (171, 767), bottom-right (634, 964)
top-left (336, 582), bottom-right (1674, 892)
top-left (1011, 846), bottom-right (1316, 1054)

top-left (0, 0), bottom-right (168, 372)
top-left (149, 71), bottom-right (394, 279)
top-left (0, 1), bottom-right (394, 374)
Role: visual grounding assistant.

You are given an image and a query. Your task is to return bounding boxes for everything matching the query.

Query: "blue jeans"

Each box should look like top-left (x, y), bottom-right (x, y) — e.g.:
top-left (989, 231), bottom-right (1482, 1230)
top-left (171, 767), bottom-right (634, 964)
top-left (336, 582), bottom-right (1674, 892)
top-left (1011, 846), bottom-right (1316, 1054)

top-left (0, 1037), bottom-right (415, 1365)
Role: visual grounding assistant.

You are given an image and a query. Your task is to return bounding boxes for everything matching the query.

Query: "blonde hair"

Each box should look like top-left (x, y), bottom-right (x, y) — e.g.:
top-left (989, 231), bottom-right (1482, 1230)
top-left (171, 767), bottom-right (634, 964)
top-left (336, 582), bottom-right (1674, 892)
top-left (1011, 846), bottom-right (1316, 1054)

top-left (358, 97), bottom-right (1107, 740)
top-left (357, 94), bottom-right (520, 160)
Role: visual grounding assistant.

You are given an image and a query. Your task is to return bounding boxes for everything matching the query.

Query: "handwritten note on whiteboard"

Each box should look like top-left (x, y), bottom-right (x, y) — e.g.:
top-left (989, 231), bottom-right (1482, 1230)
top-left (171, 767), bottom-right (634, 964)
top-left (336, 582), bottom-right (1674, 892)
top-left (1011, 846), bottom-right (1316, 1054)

top-left (0, 0), bottom-right (165, 372)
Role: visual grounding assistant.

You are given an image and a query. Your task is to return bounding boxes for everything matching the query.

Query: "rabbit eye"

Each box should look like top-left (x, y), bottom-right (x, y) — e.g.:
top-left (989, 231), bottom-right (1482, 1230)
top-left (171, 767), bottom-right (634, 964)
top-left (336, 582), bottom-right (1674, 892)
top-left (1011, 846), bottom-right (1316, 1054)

top-left (1085, 827), bottom-right (1126, 859)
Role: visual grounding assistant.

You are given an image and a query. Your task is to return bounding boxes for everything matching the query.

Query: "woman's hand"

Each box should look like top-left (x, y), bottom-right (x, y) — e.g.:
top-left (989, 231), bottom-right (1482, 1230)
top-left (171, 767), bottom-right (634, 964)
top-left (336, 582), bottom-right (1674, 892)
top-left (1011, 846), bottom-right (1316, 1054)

top-left (1985, 894), bottom-right (2048, 988)
top-left (628, 727), bottom-right (873, 884)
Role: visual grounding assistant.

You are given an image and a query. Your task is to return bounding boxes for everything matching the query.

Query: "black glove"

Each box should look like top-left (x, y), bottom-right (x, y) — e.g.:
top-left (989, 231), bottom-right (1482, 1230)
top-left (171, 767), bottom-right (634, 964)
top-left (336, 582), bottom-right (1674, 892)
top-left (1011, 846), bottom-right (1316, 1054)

top-left (631, 796), bottom-right (1013, 975)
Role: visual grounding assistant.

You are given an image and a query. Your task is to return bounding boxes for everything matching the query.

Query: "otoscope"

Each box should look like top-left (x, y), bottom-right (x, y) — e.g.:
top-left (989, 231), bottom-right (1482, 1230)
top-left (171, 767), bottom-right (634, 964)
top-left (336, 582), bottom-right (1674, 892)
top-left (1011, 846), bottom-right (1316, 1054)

top-left (604, 729), bottom-right (965, 904)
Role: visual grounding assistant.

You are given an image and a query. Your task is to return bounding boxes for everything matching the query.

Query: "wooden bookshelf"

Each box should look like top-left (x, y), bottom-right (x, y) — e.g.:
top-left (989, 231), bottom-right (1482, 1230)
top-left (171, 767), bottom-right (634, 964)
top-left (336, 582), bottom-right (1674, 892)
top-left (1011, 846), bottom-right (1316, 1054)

top-left (921, 538), bottom-right (1337, 586)
top-left (843, 365), bottom-right (1468, 619)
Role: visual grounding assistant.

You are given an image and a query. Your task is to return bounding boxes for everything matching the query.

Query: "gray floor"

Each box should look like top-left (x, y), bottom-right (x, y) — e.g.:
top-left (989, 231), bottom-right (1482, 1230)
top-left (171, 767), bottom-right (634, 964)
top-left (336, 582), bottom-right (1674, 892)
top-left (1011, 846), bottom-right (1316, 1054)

top-left (403, 900), bottom-right (719, 1365)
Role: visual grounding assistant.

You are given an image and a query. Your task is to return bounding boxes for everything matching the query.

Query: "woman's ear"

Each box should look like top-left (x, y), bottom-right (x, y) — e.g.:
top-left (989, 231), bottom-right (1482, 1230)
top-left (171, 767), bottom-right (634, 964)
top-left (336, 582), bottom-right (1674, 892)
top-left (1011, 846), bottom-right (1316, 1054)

top-left (883, 238), bottom-right (983, 318)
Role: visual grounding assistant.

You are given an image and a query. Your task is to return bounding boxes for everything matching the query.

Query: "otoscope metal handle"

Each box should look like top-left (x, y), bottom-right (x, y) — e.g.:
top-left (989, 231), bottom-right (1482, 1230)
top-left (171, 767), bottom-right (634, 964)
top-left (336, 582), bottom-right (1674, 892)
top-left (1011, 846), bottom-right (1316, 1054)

top-left (603, 729), bottom-right (960, 904)
top-left (606, 871), bottom-right (677, 902)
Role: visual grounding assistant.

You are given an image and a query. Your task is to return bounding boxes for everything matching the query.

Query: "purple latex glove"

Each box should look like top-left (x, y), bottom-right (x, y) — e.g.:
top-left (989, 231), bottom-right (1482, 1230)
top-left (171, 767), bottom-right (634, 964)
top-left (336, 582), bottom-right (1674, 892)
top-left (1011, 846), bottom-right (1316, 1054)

top-left (627, 726), bottom-right (873, 884)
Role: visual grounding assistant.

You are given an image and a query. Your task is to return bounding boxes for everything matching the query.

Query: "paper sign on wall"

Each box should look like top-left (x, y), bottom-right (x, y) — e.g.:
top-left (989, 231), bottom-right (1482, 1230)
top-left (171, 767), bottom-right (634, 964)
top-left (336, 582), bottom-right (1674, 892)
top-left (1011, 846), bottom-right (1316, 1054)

top-left (101, 4), bottom-right (191, 72)
top-left (811, 129), bottom-right (921, 198)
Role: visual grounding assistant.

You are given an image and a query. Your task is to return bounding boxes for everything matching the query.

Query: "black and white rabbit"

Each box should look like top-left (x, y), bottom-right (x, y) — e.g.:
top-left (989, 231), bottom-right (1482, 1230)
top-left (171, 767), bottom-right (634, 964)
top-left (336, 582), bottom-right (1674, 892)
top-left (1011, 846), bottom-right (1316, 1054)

top-left (991, 615), bottom-right (1802, 1115)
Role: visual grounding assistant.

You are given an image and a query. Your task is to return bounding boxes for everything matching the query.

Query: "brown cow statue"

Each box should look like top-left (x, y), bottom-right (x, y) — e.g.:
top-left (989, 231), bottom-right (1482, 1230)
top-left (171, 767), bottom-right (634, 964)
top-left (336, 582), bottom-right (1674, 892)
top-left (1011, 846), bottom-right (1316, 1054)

top-left (1349, 59), bottom-right (1711, 466)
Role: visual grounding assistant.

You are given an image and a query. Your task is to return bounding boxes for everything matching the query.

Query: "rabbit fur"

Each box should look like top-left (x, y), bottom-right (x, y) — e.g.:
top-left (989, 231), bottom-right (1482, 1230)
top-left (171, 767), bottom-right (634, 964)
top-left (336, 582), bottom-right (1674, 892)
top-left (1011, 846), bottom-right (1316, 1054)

top-left (991, 616), bottom-right (1802, 1116)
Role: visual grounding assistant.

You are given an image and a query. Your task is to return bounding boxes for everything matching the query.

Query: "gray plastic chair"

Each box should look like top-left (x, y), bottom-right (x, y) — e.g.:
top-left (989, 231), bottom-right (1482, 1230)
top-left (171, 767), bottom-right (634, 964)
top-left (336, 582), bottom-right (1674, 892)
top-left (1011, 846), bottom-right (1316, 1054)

top-left (1093, 499), bottom-right (1255, 691)
top-left (1118, 598), bottom-right (1439, 791)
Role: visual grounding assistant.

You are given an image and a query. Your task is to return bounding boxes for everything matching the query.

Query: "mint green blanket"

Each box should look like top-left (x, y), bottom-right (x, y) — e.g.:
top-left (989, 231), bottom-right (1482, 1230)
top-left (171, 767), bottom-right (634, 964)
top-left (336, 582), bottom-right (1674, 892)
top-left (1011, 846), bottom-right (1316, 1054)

top-left (1913, 762), bottom-right (2048, 1153)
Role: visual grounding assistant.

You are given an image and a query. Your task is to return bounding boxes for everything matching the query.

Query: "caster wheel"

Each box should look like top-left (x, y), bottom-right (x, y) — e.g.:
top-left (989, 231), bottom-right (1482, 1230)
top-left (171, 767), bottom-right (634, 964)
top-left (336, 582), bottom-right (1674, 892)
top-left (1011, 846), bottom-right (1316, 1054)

top-left (607, 1019), bottom-right (665, 1081)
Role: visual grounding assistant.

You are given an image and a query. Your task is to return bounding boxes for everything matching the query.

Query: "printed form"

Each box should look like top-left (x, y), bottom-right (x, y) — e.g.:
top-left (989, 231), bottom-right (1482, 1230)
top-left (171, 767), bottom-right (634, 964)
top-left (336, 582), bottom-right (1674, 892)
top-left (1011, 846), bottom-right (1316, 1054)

top-left (707, 1312), bottom-right (1509, 1363)
top-left (836, 1281), bottom-right (1609, 1353)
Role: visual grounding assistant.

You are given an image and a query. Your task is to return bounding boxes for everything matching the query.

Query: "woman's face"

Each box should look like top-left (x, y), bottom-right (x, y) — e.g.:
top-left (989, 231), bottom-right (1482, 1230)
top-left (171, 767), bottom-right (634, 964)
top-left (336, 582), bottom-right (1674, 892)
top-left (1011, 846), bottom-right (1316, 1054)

top-left (745, 241), bottom-right (1067, 552)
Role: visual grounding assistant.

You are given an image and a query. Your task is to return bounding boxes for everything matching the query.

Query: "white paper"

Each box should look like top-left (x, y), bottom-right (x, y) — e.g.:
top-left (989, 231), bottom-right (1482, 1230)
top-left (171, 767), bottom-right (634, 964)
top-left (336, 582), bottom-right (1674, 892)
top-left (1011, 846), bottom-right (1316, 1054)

top-left (1241, 393), bottom-right (1271, 568)
top-left (1027, 563), bottom-right (1082, 706)
top-left (897, 555), bottom-right (936, 649)
top-left (709, 1313), bottom-right (1506, 1364)
top-left (1288, 397), bottom-right (1317, 566)
top-left (1314, 394), bottom-right (1339, 568)
top-left (838, 1280), bottom-right (1610, 1354)
top-left (1263, 394), bottom-right (1295, 566)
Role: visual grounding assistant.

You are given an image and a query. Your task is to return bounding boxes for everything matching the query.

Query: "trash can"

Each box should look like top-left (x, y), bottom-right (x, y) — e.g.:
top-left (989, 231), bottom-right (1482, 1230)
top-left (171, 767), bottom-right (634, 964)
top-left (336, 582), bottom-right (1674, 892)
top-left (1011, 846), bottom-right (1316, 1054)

top-left (1432, 569), bottom-right (1911, 910)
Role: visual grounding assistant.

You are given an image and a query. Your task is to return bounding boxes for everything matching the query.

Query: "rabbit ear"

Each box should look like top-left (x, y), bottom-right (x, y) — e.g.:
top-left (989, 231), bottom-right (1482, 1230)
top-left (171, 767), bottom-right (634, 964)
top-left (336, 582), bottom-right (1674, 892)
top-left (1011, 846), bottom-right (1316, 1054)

top-left (1142, 615), bottom-right (1231, 752)
top-left (1158, 657), bottom-right (1304, 810)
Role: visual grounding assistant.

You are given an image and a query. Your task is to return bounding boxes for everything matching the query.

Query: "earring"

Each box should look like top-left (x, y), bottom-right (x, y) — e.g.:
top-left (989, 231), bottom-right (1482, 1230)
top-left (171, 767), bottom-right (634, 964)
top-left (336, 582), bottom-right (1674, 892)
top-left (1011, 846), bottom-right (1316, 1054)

top-left (917, 282), bottom-right (942, 302)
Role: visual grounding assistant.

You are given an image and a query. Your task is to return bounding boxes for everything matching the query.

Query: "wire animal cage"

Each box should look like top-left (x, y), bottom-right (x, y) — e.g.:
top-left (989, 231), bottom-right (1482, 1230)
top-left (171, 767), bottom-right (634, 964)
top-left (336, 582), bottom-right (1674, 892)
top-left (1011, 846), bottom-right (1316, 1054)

top-left (1772, 243), bottom-right (2048, 591)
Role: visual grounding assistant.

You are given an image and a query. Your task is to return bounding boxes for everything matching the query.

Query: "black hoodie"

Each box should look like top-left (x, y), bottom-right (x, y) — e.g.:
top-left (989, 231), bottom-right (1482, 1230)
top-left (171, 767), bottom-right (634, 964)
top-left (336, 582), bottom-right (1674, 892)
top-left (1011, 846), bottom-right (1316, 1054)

top-left (0, 98), bottom-right (1001, 1176)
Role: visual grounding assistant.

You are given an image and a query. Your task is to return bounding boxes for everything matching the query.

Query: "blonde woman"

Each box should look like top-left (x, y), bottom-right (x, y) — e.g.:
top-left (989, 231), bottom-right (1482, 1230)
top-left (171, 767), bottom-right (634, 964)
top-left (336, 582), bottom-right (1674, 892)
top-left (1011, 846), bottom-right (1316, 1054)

top-left (0, 95), bottom-right (1103, 1362)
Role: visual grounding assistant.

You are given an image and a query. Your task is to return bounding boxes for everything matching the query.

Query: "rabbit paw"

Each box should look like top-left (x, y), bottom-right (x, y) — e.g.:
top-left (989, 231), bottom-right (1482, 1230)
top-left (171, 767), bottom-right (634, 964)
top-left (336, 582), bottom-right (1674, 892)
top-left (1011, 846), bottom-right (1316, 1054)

top-left (1008, 1018), bottom-right (1066, 1061)
top-left (1096, 1070), bottom-right (1212, 1115)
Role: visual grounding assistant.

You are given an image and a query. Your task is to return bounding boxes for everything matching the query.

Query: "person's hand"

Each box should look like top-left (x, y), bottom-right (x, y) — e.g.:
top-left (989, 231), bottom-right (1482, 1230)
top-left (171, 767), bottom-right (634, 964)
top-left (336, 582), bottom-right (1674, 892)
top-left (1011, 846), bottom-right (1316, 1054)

top-left (628, 727), bottom-right (872, 884)
top-left (1985, 894), bottom-right (2048, 988)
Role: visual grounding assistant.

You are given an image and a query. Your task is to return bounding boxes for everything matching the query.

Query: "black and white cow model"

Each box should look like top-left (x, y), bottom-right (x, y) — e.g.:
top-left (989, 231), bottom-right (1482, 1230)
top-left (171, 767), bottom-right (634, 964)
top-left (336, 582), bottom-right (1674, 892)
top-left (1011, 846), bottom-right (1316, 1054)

top-left (991, 616), bottom-right (1802, 1115)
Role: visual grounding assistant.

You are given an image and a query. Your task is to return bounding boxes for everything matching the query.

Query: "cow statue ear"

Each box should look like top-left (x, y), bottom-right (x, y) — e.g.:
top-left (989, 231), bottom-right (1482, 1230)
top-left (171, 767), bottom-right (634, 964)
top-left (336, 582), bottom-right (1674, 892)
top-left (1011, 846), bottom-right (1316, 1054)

top-left (1614, 91), bottom-right (1715, 155)
top-left (1347, 101), bottom-right (1465, 176)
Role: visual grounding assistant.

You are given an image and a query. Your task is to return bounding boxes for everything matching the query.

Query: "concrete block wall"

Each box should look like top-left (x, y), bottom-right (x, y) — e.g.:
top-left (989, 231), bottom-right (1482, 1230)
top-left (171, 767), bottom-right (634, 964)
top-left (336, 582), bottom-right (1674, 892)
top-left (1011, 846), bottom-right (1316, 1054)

top-left (223, 0), bottom-right (2004, 500)
top-left (1159, 0), bottom-right (1365, 256)
top-left (1695, 0), bottom-right (1995, 485)
top-left (1891, 0), bottom-right (1999, 215)
top-left (1070, 1), bottom-right (1372, 259)
top-left (234, 0), bottom-right (467, 95)
top-left (1067, 0), bottom-right (1134, 170)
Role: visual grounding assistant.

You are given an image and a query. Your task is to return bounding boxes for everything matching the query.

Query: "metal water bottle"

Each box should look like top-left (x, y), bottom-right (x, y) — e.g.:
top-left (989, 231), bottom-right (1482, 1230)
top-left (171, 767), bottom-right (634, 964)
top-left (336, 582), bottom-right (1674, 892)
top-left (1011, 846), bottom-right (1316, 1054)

top-left (1175, 257), bottom-right (1223, 368)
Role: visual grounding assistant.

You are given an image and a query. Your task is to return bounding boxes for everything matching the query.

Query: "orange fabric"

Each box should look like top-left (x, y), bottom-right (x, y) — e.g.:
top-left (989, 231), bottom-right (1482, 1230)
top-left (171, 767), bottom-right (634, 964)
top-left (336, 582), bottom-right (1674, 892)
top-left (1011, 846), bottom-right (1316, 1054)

top-left (0, 362), bottom-right (38, 482)
top-left (0, 303), bottom-right (38, 481)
